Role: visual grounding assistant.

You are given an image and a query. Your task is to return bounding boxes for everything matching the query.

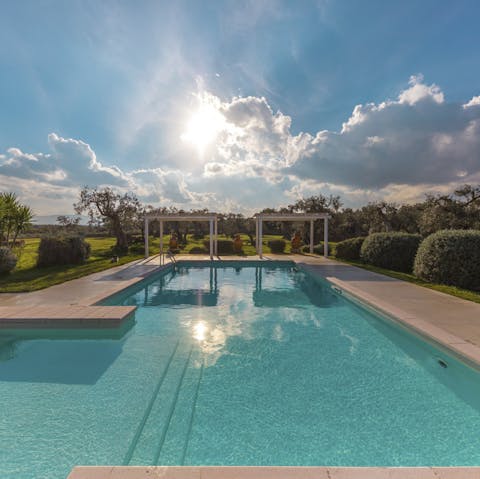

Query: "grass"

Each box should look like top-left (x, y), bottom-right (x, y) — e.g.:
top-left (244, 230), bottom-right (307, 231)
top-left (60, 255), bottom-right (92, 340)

top-left (1, 234), bottom-right (299, 293)
top-left (1, 237), bottom-right (144, 293)
top-left (331, 257), bottom-right (480, 305)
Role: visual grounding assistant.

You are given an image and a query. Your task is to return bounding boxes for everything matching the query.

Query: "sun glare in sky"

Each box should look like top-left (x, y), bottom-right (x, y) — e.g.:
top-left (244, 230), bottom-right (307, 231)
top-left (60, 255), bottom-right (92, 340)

top-left (181, 101), bottom-right (226, 154)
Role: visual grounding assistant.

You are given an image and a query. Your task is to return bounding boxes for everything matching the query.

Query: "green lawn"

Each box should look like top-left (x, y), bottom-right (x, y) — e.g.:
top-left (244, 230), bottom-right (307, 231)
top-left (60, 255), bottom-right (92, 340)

top-left (1, 234), bottom-right (301, 293)
top-left (1, 237), bottom-right (144, 293)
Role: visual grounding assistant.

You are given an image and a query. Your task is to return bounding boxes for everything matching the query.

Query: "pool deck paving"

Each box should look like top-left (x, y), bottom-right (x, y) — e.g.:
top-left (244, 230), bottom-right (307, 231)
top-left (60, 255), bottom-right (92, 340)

top-left (1, 254), bottom-right (480, 478)
top-left (68, 466), bottom-right (480, 479)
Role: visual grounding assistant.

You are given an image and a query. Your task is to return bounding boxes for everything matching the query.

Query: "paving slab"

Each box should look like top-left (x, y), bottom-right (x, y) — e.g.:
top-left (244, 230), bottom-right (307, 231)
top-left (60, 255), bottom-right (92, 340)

top-left (0, 305), bottom-right (136, 328)
top-left (67, 466), bottom-right (480, 479)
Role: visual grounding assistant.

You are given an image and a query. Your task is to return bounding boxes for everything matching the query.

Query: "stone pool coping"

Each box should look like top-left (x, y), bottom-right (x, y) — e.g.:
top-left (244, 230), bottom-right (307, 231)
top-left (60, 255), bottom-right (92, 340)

top-left (0, 305), bottom-right (136, 328)
top-left (68, 466), bottom-right (480, 479)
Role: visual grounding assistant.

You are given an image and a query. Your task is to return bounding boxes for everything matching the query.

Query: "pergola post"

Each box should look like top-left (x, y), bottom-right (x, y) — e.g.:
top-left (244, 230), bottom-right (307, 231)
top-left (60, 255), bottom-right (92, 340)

top-left (310, 220), bottom-right (314, 254)
top-left (209, 219), bottom-right (214, 260)
top-left (144, 217), bottom-right (149, 258)
top-left (255, 217), bottom-right (259, 254)
top-left (259, 218), bottom-right (263, 259)
top-left (324, 217), bottom-right (328, 258)
top-left (214, 217), bottom-right (218, 256)
top-left (159, 220), bottom-right (164, 261)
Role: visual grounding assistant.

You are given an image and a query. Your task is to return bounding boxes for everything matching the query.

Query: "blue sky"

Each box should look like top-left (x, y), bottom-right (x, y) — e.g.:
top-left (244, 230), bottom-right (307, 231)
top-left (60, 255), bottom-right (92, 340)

top-left (1, 0), bottom-right (480, 216)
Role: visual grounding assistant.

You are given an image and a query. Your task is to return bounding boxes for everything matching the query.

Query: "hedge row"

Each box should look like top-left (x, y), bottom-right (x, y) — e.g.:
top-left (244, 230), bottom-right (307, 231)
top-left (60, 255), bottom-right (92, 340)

top-left (360, 232), bottom-right (422, 273)
top-left (268, 239), bottom-right (286, 254)
top-left (414, 230), bottom-right (480, 289)
top-left (335, 237), bottom-right (365, 260)
top-left (203, 239), bottom-right (234, 255)
top-left (37, 236), bottom-right (91, 267)
top-left (336, 229), bottom-right (480, 291)
top-left (301, 243), bottom-right (324, 255)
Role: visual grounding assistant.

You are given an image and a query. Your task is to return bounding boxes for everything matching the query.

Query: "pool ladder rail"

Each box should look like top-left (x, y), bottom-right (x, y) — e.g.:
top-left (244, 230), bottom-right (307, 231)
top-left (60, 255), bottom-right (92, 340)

top-left (161, 250), bottom-right (178, 266)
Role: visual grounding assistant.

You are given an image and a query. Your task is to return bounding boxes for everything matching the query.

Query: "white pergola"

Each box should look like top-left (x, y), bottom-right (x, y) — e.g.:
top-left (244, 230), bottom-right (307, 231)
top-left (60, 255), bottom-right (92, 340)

top-left (144, 213), bottom-right (218, 260)
top-left (254, 213), bottom-right (330, 258)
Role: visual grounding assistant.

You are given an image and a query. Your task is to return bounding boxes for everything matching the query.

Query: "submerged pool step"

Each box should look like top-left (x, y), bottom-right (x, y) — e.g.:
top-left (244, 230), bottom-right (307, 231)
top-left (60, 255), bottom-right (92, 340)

top-left (127, 342), bottom-right (199, 465)
top-left (155, 352), bottom-right (204, 465)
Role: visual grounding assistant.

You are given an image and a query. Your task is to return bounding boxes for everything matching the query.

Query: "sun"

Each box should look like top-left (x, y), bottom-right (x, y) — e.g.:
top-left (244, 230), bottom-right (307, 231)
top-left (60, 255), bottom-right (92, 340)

top-left (181, 102), bottom-right (226, 154)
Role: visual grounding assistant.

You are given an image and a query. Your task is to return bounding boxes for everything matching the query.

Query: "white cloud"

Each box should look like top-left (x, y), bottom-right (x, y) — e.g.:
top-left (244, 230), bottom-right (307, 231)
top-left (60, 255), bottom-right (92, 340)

top-left (0, 133), bottom-right (214, 215)
top-left (464, 95), bottom-right (480, 108)
top-left (4, 75), bottom-right (480, 216)
top-left (398, 74), bottom-right (444, 105)
top-left (193, 75), bottom-right (480, 195)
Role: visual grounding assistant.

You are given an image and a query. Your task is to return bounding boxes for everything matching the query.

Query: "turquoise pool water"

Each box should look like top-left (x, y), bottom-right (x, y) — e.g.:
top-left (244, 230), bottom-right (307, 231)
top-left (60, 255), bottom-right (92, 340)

top-left (1, 262), bottom-right (480, 478)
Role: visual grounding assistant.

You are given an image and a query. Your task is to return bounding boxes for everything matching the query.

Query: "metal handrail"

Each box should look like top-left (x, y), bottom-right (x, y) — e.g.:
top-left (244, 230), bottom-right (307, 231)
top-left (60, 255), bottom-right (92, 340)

top-left (161, 250), bottom-right (177, 266)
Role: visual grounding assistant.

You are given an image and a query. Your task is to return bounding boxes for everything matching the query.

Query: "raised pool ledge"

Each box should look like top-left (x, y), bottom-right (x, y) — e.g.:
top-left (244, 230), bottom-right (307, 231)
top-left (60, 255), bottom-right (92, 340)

top-left (68, 466), bottom-right (480, 479)
top-left (0, 305), bottom-right (136, 329)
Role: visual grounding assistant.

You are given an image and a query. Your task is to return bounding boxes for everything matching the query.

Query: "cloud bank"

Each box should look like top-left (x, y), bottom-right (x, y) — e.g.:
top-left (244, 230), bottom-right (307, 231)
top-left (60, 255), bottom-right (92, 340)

top-left (2, 75), bottom-right (480, 215)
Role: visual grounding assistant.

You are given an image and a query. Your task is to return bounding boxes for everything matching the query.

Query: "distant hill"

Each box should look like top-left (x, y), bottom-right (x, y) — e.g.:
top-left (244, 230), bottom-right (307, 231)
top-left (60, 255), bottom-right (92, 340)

top-left (33, 215), bottom-right (89, 225)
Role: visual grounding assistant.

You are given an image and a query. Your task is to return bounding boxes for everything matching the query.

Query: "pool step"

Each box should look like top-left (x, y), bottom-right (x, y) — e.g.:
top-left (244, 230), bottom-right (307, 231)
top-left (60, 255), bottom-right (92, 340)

top-left (122, 340), bottom-right (181, 465)
top-left (0, 305), bottom-right (136, 329)
top-left (155, 352), bottom-right (204, 465)
top-left (126, 342), bottom-right (198, 465)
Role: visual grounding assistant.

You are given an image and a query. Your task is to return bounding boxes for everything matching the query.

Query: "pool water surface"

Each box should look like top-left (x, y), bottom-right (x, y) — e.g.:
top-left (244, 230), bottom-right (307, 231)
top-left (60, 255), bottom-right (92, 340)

top-left (1, 262), bottom-right (480, 479)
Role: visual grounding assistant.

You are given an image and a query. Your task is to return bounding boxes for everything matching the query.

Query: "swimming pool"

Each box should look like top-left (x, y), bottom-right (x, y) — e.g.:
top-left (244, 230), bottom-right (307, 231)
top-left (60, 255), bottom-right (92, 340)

top-left (1, 261), bottom-right (480, 478)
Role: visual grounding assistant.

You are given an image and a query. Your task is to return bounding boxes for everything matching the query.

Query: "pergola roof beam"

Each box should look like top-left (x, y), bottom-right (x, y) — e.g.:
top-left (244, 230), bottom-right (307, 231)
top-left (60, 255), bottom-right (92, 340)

top-left (254, 213), bottom-right (329, 221)
top-left (145, 214), bottom-right (217, 221)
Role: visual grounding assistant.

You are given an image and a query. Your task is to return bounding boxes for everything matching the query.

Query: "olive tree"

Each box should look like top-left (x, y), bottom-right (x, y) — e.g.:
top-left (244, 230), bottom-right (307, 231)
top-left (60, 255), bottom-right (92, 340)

top-left (74, 187), bottom-right (142, 253)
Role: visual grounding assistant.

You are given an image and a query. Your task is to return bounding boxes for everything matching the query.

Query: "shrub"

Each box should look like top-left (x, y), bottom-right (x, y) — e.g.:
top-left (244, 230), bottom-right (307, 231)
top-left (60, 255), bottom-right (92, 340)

top-left (189, 246), bottom-right (209, 254)
top-left (203, 239), bottom-right (234, 255)
top-left (360, 232), bottom-right (422, 273)
top-left (335, 237), bottom-right (366, 260)
top-left (301, 243), bottom-right (325, 255)
top-left (127, 234), bottom-right (144, 245)
top-left (191, 233), bottom-right (205, 240)
top-left (414, 230), bottom-right (480, 289)
top-left (129, 243), bottom-right (145, 254)
top-left (268, 239), bottom-right (286, 254)
top-left (37, 236), bottom-right (91, 267)
top-left (0, 247), bottom-right (17, 274)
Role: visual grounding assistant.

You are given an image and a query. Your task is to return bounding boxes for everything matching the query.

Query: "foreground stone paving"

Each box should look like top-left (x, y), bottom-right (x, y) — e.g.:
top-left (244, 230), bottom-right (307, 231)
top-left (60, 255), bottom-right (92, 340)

top-left (68, 466), bottom-right (480, 479)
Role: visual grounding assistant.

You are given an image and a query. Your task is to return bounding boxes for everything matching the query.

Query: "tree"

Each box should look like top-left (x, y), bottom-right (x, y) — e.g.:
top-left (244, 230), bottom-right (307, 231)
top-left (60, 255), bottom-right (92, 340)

top-left (0, 192), bottom-right (34, 247)
top-left (57, 215), bottom-right (81, 230)
top-left (74, 187), bottom-right (142, 253)
top-left (418, 185), bottom-right (480, 236)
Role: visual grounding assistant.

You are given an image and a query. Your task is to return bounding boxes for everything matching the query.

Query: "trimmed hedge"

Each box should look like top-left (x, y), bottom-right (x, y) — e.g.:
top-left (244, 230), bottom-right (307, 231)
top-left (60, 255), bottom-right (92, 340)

top-left (203, 239), bottom-right (234, 254)
top-left (301, 243), bottom-right (324, 255)
top-left (335, 237), bottom-right (366, 260)
top-left (360, 232), bottom-right (422, 273)
top-left (0, 247), bottom-right (17, 274)
top-left (37, 236), bottom-right (91, 267)
top-left (189, 246), bottom-right (209, 254)
top-left (268, 239), bottom-right (286, 254)
top-left (414, 230), bottom-right (480, 289)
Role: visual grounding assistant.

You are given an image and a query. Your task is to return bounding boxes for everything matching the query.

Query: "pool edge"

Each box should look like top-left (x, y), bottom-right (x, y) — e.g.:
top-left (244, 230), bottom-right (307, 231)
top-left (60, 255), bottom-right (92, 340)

top-left (298, 263), bottom-right (480, 371)
top-left (67, 465), bottom-right (480, 479)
